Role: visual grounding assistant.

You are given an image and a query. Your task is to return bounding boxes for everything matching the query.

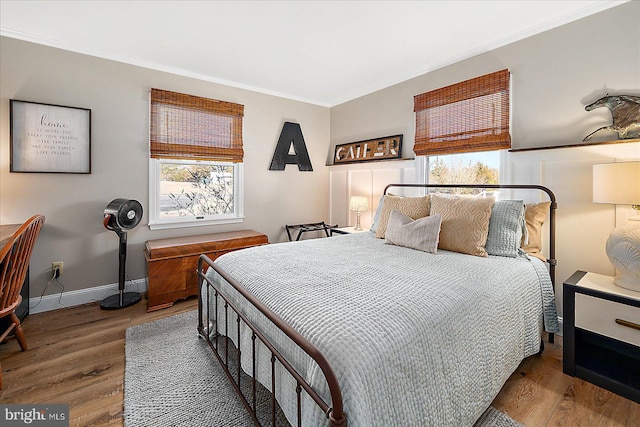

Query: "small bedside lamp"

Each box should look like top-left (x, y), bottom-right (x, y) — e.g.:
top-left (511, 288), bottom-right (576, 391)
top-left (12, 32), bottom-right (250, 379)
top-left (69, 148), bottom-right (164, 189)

top-left (593, 161), bottom-right (640, 291)
top-left (349, 196), bottom-right (369, 231)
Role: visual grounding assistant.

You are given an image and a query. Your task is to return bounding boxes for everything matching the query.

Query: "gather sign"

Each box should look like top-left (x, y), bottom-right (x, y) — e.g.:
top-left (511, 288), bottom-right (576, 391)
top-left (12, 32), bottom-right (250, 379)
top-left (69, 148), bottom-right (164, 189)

top-left (334, 134), bottom-right (403, 164)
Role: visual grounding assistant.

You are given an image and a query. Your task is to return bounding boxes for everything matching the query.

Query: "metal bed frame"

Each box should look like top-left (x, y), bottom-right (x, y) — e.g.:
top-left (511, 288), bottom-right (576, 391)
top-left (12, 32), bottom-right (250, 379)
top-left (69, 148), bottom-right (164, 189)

top-left (197, 183), bottom-right (557, 427)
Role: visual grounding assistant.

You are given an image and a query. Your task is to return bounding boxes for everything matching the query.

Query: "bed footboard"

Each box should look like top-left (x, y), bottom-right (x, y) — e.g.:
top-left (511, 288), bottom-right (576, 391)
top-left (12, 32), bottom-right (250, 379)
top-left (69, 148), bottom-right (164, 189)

top-left (197, 255), bottom-right (346, 427)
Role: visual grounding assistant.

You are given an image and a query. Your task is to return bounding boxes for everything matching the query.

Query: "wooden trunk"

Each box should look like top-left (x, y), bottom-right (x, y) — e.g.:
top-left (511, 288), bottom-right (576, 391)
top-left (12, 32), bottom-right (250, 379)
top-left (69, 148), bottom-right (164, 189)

top-left (144, 230), bottom-right (268, 312)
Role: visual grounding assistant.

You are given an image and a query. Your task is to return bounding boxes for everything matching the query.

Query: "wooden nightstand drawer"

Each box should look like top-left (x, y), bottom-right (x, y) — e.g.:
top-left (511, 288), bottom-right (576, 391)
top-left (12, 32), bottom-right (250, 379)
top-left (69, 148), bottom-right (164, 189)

top-left (575, 293), bottom-right (640, 347)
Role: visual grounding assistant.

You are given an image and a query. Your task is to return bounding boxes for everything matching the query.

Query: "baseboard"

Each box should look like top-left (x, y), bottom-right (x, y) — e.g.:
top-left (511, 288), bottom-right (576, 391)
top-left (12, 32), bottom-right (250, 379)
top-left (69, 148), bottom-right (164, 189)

top-left (29, 279), bottom-right (147, 314)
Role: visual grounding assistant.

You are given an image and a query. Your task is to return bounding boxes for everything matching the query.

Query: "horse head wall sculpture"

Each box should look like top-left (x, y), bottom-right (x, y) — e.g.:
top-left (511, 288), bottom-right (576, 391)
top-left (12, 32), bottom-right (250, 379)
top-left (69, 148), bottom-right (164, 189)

top-left (583, 94), bottom-right (640, 141)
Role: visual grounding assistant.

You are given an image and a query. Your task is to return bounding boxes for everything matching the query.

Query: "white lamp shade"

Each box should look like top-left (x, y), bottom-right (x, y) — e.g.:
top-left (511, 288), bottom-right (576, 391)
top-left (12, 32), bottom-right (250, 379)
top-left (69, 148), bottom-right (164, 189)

top-left (349, 196), bottom-right (369, 212)
top-left (593, 161), bottom-right (640, 205)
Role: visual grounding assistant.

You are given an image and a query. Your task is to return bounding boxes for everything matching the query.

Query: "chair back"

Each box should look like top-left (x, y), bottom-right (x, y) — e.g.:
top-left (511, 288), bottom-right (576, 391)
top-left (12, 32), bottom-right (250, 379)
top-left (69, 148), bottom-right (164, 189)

top-left (0, 215), bottom-right (45, 314)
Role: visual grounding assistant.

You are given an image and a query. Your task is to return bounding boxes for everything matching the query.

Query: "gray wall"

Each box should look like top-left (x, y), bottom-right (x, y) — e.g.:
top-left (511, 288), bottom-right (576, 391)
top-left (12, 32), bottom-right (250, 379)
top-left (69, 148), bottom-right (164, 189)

top-left (0, 37), bottom-right (330, 298)
top-left (330, 1), bottom-right (640, 155)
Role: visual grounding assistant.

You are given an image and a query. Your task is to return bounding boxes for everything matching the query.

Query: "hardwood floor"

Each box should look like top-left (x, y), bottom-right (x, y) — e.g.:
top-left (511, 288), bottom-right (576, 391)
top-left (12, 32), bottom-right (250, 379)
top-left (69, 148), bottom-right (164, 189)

top-left (1, 296), bottom-right (638, 426)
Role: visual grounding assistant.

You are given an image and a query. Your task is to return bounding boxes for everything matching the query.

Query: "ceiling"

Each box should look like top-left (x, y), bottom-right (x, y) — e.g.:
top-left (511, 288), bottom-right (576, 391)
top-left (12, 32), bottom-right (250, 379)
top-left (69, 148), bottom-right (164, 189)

top-left (0, 1), bottom-right (629, 107)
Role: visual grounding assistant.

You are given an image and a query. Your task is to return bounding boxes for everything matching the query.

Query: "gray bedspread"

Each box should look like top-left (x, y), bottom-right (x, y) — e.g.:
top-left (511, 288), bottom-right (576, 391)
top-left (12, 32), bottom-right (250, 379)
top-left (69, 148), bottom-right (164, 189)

top-left (205, 232), bottom-right (558, 427)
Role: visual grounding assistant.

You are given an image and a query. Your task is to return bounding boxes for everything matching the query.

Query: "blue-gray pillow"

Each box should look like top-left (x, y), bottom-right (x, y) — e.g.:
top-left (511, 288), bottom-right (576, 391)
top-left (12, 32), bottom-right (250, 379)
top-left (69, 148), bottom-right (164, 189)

top-left (485, 200), bottom-right (525, 258)
top-left (370, 195), bottom-right (384, 233)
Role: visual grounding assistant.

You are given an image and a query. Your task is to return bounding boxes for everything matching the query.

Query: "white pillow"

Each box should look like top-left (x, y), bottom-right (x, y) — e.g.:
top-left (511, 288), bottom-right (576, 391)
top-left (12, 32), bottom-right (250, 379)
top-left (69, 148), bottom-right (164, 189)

top-left (385, 210), bottom-right (442, 254)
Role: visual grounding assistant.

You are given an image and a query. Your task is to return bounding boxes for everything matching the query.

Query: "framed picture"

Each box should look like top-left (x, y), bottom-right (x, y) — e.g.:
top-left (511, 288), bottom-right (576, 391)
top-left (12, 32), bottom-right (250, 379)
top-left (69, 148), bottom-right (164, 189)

top-left (10, 100), bottom-right (91, 173)
top-left (333, 134), bottom-right (403, 165)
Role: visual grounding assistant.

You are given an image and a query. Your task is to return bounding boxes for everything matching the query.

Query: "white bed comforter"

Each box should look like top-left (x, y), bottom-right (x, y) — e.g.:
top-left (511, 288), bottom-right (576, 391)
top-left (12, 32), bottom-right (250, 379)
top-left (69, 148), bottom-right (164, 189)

top-left (205, 232), bottom-right (558, 427)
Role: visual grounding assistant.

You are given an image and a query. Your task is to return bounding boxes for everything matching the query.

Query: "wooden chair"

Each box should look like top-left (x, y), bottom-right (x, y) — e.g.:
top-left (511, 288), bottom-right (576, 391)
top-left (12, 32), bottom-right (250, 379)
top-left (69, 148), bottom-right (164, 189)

top-left (0, 214), bottom-right (45, 388)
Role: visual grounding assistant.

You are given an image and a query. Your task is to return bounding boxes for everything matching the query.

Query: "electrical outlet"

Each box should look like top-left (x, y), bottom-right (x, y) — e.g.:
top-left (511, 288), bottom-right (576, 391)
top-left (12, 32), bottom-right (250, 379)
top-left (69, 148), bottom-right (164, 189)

top-left (52, 261), bottom-right (63, 277)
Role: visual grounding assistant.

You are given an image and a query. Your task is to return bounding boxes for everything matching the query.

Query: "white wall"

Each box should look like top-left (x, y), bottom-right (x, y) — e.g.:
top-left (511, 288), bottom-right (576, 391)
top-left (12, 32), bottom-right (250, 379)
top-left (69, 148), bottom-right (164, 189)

top-left (508, 143), bottom-right (640, 300)
top-left (328, 2), bottom-right (640, 314)
top-left (329, 160), bottom-right (418, 228)
top-left (0, 37), bottom-right (330, 300)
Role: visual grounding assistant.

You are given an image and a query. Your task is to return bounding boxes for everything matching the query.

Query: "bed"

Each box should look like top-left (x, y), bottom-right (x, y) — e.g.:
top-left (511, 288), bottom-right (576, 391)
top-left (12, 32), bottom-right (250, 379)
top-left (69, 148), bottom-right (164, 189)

top-left (197, 184), bottom-right (560, 427)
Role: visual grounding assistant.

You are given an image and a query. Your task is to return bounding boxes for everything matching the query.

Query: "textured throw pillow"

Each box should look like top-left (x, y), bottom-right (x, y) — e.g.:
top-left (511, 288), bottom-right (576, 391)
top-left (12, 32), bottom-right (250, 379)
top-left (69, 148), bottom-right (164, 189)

top-left (520, 201), bottom-right (550, 261)
top-left (430, 194), bottom-right (495, 257)
top-left (485, 200), bottom-right (526, 258)
top-left (374, 194), bottom-right (430, 239)
top-left (385, 210), bottom-right (442, 254)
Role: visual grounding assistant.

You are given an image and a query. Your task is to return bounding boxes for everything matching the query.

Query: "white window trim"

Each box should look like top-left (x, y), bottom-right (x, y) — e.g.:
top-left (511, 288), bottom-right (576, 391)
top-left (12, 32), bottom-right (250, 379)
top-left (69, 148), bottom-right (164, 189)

top-left (148, 158), bottom-right (244, 231)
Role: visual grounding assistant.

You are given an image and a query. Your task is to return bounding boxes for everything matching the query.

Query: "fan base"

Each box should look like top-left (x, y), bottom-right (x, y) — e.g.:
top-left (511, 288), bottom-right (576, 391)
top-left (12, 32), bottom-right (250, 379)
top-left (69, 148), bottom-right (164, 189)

top-left (100, 292), bottom-right (141, 310)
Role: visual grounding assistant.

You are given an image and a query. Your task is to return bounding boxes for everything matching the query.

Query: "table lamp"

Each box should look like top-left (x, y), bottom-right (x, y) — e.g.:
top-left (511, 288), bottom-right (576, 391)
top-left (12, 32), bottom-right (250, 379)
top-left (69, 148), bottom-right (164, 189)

top-left (593, 161), bottom-right (640, 291)
top-left (349, 196), bottom-right (369, 231)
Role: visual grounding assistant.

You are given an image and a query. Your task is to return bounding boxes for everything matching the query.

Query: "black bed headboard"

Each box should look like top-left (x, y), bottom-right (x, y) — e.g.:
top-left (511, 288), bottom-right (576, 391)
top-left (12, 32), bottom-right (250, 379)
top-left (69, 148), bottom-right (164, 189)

top-left (383, 183), bottom-right (558, 287)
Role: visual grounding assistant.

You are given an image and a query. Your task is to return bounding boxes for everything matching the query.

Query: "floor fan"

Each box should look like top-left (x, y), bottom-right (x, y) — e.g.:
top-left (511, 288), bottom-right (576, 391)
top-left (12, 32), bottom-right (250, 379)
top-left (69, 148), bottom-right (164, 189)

top-left (101, 198), bottom-right (143, 310)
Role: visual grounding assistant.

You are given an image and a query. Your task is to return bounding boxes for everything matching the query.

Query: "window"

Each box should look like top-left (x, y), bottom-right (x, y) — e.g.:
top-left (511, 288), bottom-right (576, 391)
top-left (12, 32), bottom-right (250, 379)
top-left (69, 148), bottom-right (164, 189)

top-left (414, 70), bottom-right (510, 194)
top-left (426, 151), bottom-right (501, 195)
top-left (149, 89), bottom-right (244, 229)
top-left (149, 159), bottom-right (243, 229)
top-left (413, 69), bottom-right (510, 156)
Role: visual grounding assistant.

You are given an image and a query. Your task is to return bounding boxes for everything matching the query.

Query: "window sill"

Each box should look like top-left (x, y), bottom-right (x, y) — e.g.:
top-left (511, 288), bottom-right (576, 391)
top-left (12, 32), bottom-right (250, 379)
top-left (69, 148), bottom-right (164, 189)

top-left (148, 217), bottom-right (244, 231)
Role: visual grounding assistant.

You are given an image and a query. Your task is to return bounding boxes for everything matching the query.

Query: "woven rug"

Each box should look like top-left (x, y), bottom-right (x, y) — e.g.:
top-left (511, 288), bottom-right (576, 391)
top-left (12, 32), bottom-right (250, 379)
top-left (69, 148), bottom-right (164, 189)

top-left (125, 310), bottom-right (523, 427)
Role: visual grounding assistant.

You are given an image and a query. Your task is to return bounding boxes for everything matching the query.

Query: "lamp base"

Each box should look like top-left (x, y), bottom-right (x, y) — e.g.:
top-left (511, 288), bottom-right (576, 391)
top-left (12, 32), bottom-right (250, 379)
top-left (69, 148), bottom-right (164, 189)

top-left (613, 273), bottom-right (640, 292)
top-left (354, 211), bottom-right (362, 231)
top-left (607, 218), bottom-right (640, 292)
top-left (100, 291), bottom-right (142, 310)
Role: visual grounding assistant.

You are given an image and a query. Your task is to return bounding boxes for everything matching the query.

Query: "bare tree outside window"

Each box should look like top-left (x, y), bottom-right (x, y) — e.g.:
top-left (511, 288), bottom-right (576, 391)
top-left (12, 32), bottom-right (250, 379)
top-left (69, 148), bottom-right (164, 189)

top-left (160, 163), bottom-right (234, 217)
top-left (428, 152), bottom-right (499, 195)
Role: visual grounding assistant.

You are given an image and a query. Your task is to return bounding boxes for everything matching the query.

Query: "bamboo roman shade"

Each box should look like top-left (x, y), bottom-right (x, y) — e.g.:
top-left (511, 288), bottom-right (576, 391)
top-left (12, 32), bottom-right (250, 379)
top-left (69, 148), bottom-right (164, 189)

top-left (413, 69), bottom-right (511, 156)
top-left (150, 88), bottom-right (244, 162)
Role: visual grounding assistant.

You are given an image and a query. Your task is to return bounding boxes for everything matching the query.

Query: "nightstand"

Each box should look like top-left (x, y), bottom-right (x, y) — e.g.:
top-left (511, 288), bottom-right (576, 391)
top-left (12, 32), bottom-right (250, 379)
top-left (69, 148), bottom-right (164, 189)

top-left (563, 270), bottom-right (640, 403)
top-left (330, 226), bottom-right (371, 236)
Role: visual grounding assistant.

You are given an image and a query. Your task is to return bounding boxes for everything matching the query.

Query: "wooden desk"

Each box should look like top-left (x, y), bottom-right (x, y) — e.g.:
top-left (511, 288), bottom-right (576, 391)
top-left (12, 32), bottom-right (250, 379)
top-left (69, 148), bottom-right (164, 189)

top-left (0, 223), bottom-right (29, 323)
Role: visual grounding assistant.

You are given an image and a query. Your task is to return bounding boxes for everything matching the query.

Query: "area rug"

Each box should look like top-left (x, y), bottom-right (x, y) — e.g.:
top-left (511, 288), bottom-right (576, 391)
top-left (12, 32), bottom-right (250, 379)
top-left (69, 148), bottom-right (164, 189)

top-left (125, 310), bottom-right (523, 427)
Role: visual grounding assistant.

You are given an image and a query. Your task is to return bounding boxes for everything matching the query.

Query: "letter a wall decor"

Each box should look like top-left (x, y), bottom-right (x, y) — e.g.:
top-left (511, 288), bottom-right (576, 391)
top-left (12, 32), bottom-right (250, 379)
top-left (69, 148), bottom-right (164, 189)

top-left (269, 122), bottom-right (313, 171)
